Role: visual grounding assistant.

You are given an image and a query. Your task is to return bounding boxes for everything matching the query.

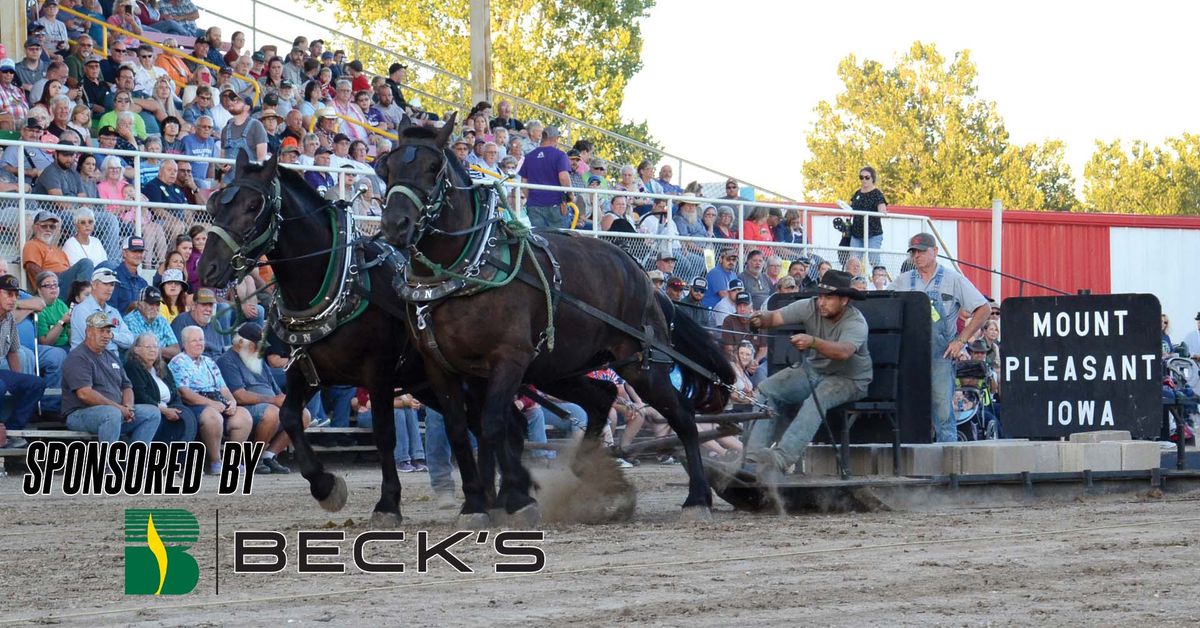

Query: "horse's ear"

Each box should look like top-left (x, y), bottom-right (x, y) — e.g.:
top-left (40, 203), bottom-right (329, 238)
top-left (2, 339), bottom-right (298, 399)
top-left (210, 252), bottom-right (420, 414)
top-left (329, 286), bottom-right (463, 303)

top-left (262, 151), bottom-right (279, 179)
top-left (234, 149), bottom-right (249, 176)
top-left (436, 111), bottom-right (457, 148)
top-left (374, 149), bottom-right (390, 180)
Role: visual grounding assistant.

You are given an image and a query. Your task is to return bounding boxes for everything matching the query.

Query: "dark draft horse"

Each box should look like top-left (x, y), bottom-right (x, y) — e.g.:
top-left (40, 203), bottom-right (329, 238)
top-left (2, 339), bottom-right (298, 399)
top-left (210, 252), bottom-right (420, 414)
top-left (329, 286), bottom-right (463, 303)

top-left (376, 115), bottom-right (736, 521)
top-left (198, 151), bottom-right (489, 527)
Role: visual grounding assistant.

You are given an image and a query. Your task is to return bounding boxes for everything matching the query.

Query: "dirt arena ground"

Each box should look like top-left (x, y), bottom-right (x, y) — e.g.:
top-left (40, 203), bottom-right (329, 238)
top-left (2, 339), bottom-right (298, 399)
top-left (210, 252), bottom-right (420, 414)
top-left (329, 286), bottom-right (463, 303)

top-left (2, 456), bottom-right (1200, 626)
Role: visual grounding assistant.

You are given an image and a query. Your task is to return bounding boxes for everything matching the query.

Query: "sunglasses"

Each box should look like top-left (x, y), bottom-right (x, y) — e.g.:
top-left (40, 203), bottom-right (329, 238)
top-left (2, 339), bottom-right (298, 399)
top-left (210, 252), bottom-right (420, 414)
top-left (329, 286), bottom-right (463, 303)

top-left (860, 175), bottom-right (872, 180)
top-left (40, 283), bottom-right (59, 288)
top-left (723, 255), bottom-right (738, 261)
top-left (76, 219), bottom-right (94, 224)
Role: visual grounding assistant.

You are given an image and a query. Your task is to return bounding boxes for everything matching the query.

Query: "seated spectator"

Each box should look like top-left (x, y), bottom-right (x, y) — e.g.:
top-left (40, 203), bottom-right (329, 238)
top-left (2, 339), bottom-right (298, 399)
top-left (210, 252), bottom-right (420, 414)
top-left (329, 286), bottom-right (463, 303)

top-left (775, 275), bottom-right (799, 294)
top-left (789, 256), bottom-right (817, 291)
top-left (702, 248), bottom-right (740, 309)
top-left (34, 270), bottom-right (73, 353)
top-left (169, 325), bottom-right (252, 474)
top-left (143, 159), bottom-right (190, 244)
top-left (125, 331), bottom-right (204, 459)
top-left (727, 341), bottom-right (761, 409)
top-left (157, 268), bottom-right (190, 323)
top-left (720, 292), bottom-right (767, 364)
top-left (185, 225), bottom-right (206, 292)
top-left (22, 209), bottom-right (94, 289)
top-left (870, 265), bottom-right (891, 291)
top-left (18, 130), bottom-right (59, 192)
top-left (676, 276), bottom-right (713, 329)
top-left (182, 87), bottom-right (216, 126)
top-left (111, 237), bottom-right (150, 314)
top-left (712, 278), bottom-right (744, 326)
top-left (760, 257), bottom-right (783, 288)
top-left (68, 104), bottom-right (93, 145)
top-left (62, 311), bottom-right (160, 444)
top-left (70, 267), bottom-right (135, 353)
top-left (0, 59), bottom-right (30, 122)
top-left (741, 206), bottom-right (775, 256)
top-left (739, 249), bottom-right (772, 309)
top-left (215, 323), bottom-right (299, 474)
top-left (156, 39), bottom-right (192, 88)
top-left (170, 288), bottom-right (227, 359)
top-left (844, 255), bottom-right (864, 280)
top-left (775, 209), bottom-right (805, 247)
top-left (97, 84), bottom-right (149, 140)
top-left (0, 274), bottom-right (47, 448)
top-left (62, 208), bottom-right (110, 269)
top-left (816, 260), bottom-right (833, 281)
top-left (356, 390), bottom-right (428, 472)
top-left (304, 147), bottom-right (335, 194)
top-left (714, 206), bottom-right (737, 239)
top-left (124, 286), bottom-right (180, 360)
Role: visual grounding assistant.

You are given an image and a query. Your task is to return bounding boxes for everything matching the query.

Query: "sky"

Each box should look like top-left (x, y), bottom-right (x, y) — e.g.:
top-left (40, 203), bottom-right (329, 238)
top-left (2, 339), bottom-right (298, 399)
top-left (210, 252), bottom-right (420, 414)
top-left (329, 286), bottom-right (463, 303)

top-left (619, 0), bottom-right (1199, 200)
top-left (204, 0), bottom-right (1199, 201)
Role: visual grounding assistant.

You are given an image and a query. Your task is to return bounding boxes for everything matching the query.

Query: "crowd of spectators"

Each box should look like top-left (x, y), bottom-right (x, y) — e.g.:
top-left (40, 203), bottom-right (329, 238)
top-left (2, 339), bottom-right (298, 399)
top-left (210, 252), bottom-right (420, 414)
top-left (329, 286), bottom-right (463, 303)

top-left (0, 2), bottom-right (1017, 488)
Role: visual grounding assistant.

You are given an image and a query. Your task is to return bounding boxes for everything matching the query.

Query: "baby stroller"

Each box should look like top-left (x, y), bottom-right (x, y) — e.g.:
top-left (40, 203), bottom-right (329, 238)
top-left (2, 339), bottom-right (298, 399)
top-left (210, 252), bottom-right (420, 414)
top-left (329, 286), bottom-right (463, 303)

top-left (954, 360), bottom-right (1001, 441)
top-left (1163, 353), bottom-right (1197, 444)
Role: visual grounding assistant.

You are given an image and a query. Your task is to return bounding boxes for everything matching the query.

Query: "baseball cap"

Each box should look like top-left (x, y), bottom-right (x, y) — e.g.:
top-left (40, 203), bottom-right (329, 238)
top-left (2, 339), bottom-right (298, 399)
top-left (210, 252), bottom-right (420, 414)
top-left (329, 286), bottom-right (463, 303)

top-left (123, 236), bottom-right (146, 251)
top-left (315, 147), bottom-right (333, 156)
top-left (734, 292), bottom-right (752, 305)
top-left (33, 210), bottom-right (60, 224)
top-left (279, 143), bottom-right (300, 155)
top-left (567, 149), bottom-right (581, 158)
top-left (451, 136), bottom-right (469, 148)
top-left (0, 59), bottom-right (15, 72)
top-left (237, 322), bottom-right (263, 343)
top-left (0, 275), bottom-right (20, 292)
top-left (139, 286), bottom-right (163, 304)
top-left (317, 107), bottom-right (337, 119)
top-left (657, 252), bottom-right (677, 262)
top-left (280, 79), bottom-right (293, 89)
top-left (647, 270), bottom-right (665, 282)
top-left (666, 277), bottom-right (686, 290)
top-left (251, 51), bottom-right (266, 62)
top-left (194, 288), bottom-right (217, 304)
top-left (24, 39), bottom-right (42, 49)
top-left (690, 277), bottom-right (708, 292)
top-left (727, 278), bottom-right (744, 292)
top-left (25, 118), bottom-right (44, 130)
top-left (85, 310), bottom-right (117, 329)
top-left (333, 133), bottom-right (350, 143)
top-left (84, 55), bottom-right (101, 65)
top-left (322, 52), bottom-right (335, 60)
top-left (907, 232), bottom-right (937, 252)
top-left (91, 267), bottom-right (118, 283)
top-left (795, 255), bottom-right (812, 265)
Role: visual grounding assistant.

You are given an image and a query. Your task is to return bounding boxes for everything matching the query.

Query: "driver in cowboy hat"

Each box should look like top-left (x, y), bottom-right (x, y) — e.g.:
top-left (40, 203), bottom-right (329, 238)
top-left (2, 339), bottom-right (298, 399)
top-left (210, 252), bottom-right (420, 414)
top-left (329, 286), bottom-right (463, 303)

top-left (739, 270), bottom-right (874, 478)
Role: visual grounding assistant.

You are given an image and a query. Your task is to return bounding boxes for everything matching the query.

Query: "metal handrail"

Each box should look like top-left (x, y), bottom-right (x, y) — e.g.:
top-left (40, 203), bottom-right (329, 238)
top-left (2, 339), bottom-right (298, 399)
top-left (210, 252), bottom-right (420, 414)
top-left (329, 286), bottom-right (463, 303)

top-left (197, 2), bottom-right (470, 106)
top-left (58, 4), bottom-right (262, 106)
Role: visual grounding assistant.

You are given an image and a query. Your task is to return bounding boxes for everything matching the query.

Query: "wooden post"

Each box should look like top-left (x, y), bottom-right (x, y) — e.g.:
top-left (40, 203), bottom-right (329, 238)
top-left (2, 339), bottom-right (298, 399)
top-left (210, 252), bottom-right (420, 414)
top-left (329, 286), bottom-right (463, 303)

top-left (1, 3), bottom-right (27, 63)
top-left (469, 0), bottom-right (492, 107)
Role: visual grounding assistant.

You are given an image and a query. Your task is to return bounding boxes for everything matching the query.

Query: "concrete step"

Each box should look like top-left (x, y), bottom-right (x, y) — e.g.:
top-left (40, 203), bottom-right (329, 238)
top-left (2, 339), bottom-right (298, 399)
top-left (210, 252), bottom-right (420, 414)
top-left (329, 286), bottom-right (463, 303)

top-left (802, 439), bottom-right (1164, 477)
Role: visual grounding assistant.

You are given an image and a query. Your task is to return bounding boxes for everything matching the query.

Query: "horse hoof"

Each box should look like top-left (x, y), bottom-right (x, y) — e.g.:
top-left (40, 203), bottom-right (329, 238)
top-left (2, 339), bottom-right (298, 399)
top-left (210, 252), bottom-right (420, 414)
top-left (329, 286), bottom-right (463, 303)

top-left (457, 512), bottom-right (491, 529)
top-left (369, 511), bottom-right (403, 529)
top-left (612, 492), bottom-right (637, 521)
top-left (318, 475), bottom-right (348, 512)
top-left (679, 505), bottom-right (714, 523)
top-left (508, 503), bottom-right (541, 529)
top-left (487, 508), bottom-right (507, 526)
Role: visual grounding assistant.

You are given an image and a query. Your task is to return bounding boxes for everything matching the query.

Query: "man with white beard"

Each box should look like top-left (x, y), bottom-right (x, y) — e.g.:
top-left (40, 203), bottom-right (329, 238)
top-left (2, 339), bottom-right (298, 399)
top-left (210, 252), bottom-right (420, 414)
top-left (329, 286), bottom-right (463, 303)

top-left (21, 210), bottom-right (94, 290)
top-left (670, 193), bottom-right (708, 282)
top-left (215, 322), bottom-right (308, 474)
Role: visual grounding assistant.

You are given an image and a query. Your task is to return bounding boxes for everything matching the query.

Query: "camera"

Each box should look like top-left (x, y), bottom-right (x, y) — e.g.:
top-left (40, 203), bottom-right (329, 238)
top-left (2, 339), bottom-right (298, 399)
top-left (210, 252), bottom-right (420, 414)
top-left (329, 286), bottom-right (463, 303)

top-left (832, 217), bottom-right (848, 232)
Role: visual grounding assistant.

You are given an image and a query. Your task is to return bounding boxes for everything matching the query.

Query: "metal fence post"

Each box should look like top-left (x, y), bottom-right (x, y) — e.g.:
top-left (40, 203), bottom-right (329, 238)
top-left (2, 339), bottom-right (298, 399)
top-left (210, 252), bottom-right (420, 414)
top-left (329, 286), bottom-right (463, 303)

top-left (133, 153), bottom-right (143, 239)
top-left (17, 150), bottom-right (27, 290)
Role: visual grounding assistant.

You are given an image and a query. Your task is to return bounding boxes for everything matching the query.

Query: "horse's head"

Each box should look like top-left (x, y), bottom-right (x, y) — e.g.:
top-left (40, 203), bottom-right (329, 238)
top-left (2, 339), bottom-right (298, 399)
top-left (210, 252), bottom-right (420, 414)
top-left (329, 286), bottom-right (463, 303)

top-left (376, 111), bottom-right (458, 248)
top-left (199, 150), bottom-right (281, 288)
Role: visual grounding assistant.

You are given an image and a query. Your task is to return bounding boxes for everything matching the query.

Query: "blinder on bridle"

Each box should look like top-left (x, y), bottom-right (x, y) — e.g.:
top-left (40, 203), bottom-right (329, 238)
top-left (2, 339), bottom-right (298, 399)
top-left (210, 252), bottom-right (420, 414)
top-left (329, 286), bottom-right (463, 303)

top-left (208, 175), bottom-right (283, 274)
top-left (382, 143), bottom-right (456, 246)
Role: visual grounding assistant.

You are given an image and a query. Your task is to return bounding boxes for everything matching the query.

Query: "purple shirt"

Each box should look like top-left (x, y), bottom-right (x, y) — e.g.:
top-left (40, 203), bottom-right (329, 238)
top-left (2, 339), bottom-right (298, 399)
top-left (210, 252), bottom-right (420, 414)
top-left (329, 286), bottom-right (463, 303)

top-left (518, 146), bottom-right (570, 207)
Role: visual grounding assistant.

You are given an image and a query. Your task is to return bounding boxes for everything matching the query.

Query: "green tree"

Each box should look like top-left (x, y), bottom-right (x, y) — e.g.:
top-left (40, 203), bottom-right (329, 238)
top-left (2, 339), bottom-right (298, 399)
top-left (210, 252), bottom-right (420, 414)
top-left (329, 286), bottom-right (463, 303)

top-left (1083, 136), bottom-right (1200, 215)
top-left (309, 0), bottom-right (659, 164)
top-left (803, 42), bottom-right (1078, 211)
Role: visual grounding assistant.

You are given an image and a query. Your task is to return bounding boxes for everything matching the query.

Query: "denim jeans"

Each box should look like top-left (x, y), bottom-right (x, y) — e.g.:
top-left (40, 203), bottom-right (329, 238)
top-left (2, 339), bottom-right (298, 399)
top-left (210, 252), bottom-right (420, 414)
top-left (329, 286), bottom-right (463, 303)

top-left (322, 386), bottom-right (356, 428)
top-left (66, 403), bottom-right (161, 444)
top-left (524, 406), bottom-right (554, 459)
top-left (35, 345), bottom-right (65, 413)
top-left (0, 368), bottom-right (46, 429)
top-left (359, 407), bottom-right (425, 463)
top-left (849, 234), bottom-right (884, 266)
top-left (748, 366), bottom-right (866, 467)
top-left (526, 205), bottom-right (564, 229)
top-left (153, 404), bottom-right (199, 444)
top-left (423, 408), bottom-right (455, 495)
top-left (542, 401), bottom-right (587, 434)
top-left (931, 357), bottom-right (958, 442)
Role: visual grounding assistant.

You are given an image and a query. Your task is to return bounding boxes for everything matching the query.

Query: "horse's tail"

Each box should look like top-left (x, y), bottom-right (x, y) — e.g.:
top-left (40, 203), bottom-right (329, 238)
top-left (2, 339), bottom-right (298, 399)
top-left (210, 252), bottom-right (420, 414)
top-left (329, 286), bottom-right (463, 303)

top-left (655, 291), bottom-right (736, 414)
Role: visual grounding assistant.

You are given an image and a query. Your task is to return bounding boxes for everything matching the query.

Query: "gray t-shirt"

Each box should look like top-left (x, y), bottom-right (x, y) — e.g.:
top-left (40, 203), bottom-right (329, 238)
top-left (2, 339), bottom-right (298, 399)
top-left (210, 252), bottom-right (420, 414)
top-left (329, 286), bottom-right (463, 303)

top-left (739, 270), bottom-right (772, 310)
top-left (215, 348), bottom-right (280, 397)
top-left (32, 162), bottom-right (85, 196)
top-left (171, 312), bottom-right (229, 359)
top-left (61, 343), bottom-right (131, 417)
top-left (888, 264), bottom-right (988, 350)
top-left (776, 297), bottom-right (873, 385)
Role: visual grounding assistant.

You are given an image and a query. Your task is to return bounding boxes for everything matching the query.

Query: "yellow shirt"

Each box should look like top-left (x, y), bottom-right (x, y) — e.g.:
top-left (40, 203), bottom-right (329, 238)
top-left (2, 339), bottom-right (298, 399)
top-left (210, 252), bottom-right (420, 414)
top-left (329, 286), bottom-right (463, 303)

top-left (160, 303), bottom-right (182, 324)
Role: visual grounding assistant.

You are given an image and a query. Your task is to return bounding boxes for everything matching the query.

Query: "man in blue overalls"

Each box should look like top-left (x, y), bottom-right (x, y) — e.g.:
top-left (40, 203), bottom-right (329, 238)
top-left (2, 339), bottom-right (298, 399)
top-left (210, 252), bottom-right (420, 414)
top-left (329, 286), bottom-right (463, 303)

top-left (889, 233), bottom-right (990, 442)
